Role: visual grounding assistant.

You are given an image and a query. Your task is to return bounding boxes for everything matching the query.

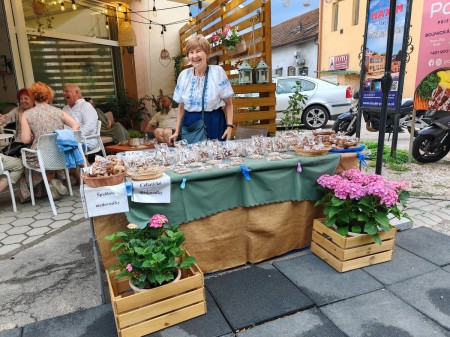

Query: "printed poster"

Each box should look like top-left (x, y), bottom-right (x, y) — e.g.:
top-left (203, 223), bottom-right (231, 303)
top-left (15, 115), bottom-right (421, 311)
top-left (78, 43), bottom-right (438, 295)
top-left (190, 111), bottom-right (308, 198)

top-left (414, 0), bottom-right (450, 111)
top-left (360, 0), bottom-right (409, 110)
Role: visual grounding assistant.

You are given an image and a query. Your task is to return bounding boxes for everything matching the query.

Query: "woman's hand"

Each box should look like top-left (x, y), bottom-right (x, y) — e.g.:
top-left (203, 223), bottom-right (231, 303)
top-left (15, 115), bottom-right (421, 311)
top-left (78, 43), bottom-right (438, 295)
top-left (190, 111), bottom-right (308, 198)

top-left (168, 132), bottom-right (179, 146)
top-left (222, 126), bottom-right (232, 141)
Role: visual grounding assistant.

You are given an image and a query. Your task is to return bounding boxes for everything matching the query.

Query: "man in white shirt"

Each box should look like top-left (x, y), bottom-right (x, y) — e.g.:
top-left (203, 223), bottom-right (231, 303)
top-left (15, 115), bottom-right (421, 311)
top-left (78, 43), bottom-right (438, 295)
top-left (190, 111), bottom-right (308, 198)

top-left (62, 84), bottom-right (98, 150)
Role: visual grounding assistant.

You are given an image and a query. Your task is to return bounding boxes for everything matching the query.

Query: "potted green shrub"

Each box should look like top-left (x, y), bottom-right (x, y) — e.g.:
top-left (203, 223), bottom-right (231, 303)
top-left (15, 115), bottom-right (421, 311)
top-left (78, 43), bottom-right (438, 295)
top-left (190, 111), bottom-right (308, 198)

top-left (128, 129), bottom-right (142, 147)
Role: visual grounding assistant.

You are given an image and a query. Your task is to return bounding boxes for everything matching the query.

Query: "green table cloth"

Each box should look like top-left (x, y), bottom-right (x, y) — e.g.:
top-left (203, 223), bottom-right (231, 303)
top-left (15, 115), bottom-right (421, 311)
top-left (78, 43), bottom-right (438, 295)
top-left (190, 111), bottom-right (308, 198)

top-left (126, 152), bottom-right (341, 227)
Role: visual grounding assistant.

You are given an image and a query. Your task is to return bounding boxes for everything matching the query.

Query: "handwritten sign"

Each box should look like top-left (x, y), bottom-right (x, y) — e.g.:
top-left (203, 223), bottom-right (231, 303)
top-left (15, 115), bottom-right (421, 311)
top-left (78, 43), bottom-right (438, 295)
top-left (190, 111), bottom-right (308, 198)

top-left (131, 173), bottom-right (171, 203)
top-left (82, 183), bottom-right (129, 217)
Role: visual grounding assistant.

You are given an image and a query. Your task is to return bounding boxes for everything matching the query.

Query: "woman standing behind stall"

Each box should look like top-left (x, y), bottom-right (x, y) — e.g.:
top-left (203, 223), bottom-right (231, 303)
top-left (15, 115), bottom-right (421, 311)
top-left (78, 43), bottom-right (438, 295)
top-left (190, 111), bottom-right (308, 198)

top-left (169, 35), bottom-right (234, 145)
top-left (20, 82), bottom-right (80, 200)
top-left (0, 88), bottom-right (34, 157)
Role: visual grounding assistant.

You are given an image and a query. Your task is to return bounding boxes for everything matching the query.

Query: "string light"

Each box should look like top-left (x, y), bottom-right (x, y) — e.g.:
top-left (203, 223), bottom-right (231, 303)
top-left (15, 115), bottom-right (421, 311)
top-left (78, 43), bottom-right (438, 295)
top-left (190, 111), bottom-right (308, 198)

top-left (160, 26), bottom-right (164, 36)
top-left (198, 0), bottom-right (202, 10)
top-left (105, 18), bottom-right (109, 30)
top-left (221, 2), bottom-right (226, 12)
top-left (153, 0), bottom-right (157, 17)
top-left (149, 24), bottom-right (152, 31)
top-left (118, 3), bottom-right (123, 12)
top-left (60, 1), bottom-right (65, 11)
top-left (163, 25), bottom-right (166, 32)
top-left (72, 0), bottom-right (77, 10)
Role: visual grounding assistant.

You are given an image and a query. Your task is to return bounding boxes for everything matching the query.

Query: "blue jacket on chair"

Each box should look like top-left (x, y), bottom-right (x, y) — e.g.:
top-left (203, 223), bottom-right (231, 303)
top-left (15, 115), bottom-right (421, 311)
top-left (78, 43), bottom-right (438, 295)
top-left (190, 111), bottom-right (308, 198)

top-left (54, 130), bottom-right (85, 168)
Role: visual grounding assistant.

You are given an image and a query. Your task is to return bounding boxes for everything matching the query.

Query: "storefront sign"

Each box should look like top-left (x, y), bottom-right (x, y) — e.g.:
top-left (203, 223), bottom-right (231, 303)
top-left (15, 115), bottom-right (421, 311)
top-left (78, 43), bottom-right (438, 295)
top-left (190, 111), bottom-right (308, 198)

top-left (82, 183), bottom-right (129, 217)
top-left (329, 54), bottom-right (349, 70)
top-left (131, 174), bottom-right (171, 203)
top-left (360, 0), bottom-right (409, 110)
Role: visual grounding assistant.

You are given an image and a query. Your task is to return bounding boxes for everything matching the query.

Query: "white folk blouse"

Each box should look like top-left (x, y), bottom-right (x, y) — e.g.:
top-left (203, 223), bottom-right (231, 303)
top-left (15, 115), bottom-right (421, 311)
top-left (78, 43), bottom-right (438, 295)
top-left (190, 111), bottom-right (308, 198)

top-left (173, 65), bottom-right (234, 112)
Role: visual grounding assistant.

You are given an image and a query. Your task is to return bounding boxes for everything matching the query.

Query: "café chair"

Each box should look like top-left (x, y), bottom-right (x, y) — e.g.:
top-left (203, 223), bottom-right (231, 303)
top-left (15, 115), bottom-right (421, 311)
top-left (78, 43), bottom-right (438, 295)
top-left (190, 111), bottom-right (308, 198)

top-left (235, 126), bottom-right (268, 139)
top-left (83, 121), bottom-right (107, 158)
top-left (21, 133), bottom-right (73, 216)
top-left (0, 157), bottom-right (17, 212)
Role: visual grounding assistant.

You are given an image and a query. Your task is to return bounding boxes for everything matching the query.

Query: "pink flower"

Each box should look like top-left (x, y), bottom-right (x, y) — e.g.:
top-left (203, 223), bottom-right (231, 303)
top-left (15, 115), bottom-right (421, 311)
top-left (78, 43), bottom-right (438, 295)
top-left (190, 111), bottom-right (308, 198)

top-left (149, 214), bottom-right (168, 228)
top-left (126, 264), bottom-right (133, 272)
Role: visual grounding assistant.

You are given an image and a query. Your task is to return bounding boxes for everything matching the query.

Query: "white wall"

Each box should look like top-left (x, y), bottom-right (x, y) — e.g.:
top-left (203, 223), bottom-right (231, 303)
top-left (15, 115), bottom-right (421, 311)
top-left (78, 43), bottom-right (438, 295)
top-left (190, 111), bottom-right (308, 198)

top-left (272, 40), bottom-right (318, 78)
top-left (131, 0), bottom-right (188, 107)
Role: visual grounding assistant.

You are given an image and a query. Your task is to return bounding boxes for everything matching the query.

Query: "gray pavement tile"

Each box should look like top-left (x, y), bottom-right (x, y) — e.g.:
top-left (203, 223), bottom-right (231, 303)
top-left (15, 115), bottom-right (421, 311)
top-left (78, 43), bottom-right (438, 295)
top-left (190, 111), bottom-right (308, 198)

top-left (70, 214), bottom-right (85, 221)
top-left (33, 212), bottom-right (54, 220)
top-left (362, 247), bottom-right (440, 285)
top-left (30, 219), bottom-right (52, 228)
top-left (21, 304), bottom-right (116, 337)
top-left (11, 218), bottom-right (34, 227)
top-left (321, 289), bottom-right (450, 337)
top-left (273, 253), bottom-right (383, 306)
top-left (388, 269), bottom-right (450, 330)
top-left (27, 227), bottom-right (51, 236)
top-left (0, 243), bottom-right (20, 255)
top-left (236, 307), bottom-right (346, 337)
top-left (1, 234), bottom-right (26, 245)
top-left (444, 265), bottom-right (450, 273)
top-left (22, 235), bottom-right (43, 245)
top-left (52, 213), bottom-right (72, 221)
top-left (206, 265), bottom-right (313, 331)
top-left (146, 290), bottom-right (232, 337)
top-left (56, 206), bottom-right (75, 213)
top-left (50, 220), bottom-right (71, 229)
top-left (0, 328), bottom-right (22, 337)
top-left (396, 227), bottom-right (450, 266)
top-left (15, 211), bottom-right (38, 219)
top-left (0, 225), bottom-right (12, 233)
top-left (0, 218), bottom-right (16, 226)
top-left (6, 226), bottom-right (30, 235)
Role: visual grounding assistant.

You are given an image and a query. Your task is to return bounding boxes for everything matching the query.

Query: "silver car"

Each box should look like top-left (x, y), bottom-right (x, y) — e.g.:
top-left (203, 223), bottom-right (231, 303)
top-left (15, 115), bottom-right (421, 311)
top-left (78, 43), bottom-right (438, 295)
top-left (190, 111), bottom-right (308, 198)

top-left (275, 76), bottom-right (353, 129)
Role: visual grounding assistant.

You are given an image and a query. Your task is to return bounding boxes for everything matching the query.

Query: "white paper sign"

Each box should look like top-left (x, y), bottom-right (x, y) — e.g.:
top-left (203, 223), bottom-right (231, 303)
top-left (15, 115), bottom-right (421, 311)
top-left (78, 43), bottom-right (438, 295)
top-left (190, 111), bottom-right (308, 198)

top-left (131, 173), bottom-right (171, 203)
top-left (83, 183), bottom-right (129, 217)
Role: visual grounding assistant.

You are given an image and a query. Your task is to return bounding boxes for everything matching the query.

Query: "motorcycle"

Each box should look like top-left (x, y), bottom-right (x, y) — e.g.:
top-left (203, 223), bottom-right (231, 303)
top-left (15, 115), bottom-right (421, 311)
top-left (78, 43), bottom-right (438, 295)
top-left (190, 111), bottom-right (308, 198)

top-left (404, 109), bottom-right (450, 137)
top-left (412, 113), bottom-right (450, 163)
top-left (332, 92), bottom-right (416, 136)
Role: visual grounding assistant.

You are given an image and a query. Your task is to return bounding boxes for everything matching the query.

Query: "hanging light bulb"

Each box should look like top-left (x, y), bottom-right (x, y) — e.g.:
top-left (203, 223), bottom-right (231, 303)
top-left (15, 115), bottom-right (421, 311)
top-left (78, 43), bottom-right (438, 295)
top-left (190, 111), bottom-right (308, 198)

top-left (163, 25), bottom-right (167, 32)
top-left (71, 0), bottom-right (77, 10)
top-left (188, 5), bottom-right (192, 18)
top-left (160, 26), bottom-right (164, 36)
top-left (105, 17), bottom-right (109, 30)
top-left (60, 1), bottom-right (65, 11)
top-left (221, 2), bottom-right (226, 12)
top-left (198, 0), bottom-right (202, 10)
top-left (118, 3), bottom-right (123, 12)
top-left (149, 24), bottom-right (152, 32)
top-left (153, 0), bottom-right (157, 17)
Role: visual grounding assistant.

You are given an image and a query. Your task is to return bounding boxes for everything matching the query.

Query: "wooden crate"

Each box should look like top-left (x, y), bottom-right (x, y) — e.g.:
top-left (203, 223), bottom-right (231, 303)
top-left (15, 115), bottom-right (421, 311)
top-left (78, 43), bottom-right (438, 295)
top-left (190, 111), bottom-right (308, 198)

top-left (310, 218), bottom-right (396, 272)
top-left (106, 257), bottom-right (207, 337)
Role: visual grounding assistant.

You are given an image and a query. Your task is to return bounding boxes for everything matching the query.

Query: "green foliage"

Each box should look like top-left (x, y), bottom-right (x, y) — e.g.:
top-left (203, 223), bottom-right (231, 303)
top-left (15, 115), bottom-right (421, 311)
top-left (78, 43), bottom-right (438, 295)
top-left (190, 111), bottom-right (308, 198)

top-left (105, 217), bottom-right (196, 290)
top-left (280, 81), bottom-right (307, 129)
top-left (417, 73), bottom-right (440, 100)
top-left (103, 91), bottom-right (137, 120)
top-left (127, 129), bottom-right (142, 138)
top-left (361, 141), bottom-right (411, 171)
top-left (172, 53), bottom-right (184, 85)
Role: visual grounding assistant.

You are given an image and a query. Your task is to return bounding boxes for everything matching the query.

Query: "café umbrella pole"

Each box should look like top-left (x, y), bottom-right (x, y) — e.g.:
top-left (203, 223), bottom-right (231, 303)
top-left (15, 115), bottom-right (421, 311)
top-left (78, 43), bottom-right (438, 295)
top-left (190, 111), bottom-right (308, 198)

top-left (375, 0), bottom-right (397, 175)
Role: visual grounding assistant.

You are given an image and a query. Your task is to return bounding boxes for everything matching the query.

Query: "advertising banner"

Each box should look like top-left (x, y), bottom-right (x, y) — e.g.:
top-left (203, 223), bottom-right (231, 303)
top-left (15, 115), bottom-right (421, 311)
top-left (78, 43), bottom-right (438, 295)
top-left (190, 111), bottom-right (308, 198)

top-left (414, 0), bottom-right (450, 111)
top-left (360, 0), bottom-right (408, 110)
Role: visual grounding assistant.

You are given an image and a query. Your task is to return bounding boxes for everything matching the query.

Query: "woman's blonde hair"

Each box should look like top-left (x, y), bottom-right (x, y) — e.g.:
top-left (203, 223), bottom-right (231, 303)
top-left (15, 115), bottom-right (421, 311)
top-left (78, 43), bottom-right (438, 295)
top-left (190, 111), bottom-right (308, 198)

top-left (185, 35), bottom-right (210, 56)
top-left (28, 82), bottom-right (54, 103)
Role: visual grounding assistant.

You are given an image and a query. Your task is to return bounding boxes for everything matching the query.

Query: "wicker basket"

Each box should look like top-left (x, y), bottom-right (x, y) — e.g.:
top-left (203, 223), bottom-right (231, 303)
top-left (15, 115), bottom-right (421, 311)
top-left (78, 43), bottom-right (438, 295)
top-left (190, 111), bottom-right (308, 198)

top-left (294, 146), bottom-right (330, 157)
top-left (82, 172), bottom-right (126, 188)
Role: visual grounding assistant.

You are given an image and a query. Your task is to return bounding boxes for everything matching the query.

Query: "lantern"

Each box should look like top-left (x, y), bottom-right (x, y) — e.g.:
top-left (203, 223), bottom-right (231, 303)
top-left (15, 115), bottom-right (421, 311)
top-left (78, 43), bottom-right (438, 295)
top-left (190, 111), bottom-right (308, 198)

top-left (238, 60), bottom-right (253, 84)
top-left (256, 59), bottom-right (270, 84)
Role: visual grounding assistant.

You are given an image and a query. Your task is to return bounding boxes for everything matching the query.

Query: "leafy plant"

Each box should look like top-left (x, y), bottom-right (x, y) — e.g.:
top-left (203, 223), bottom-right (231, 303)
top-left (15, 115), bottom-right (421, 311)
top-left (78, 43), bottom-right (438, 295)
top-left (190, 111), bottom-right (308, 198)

top-left (280, 81), bottom-right (307, 129)
top-left (362, 141), bottom-right (411, 171)
top-left (127, 129), bottom-right (142, 138)
top-left (172, 53), bottom-right (184, 85)
top-left (102, 91), bottom-right (137, 120)
top-left (105, 214), bottom-right (196, 289)
top-left (315, 169), bottom-right (411, 244)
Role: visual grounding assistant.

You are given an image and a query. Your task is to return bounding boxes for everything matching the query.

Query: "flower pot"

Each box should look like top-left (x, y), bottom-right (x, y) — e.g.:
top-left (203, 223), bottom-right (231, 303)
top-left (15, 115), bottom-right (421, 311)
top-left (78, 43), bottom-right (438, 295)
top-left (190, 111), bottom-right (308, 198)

top-left (32, 0), bottom-right (45, 15)
top-left (311, 218), bottom-right (396, 272)
top-left (128, 137), bottom-right (140, 147)
top-left (226, 40), bottom-right (246, 56)
top-left (128, 268), bottom-right (182, 293)
top-left (106, 253), bottom-right (206, 336)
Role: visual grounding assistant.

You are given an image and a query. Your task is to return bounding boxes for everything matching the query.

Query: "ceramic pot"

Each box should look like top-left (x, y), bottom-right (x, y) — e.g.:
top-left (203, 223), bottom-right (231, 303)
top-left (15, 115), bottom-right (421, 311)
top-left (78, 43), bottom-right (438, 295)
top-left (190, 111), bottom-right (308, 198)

top-left (129, 269), bottom-right (182, 293)
top-left (128, 138), bottom-right (140, 147)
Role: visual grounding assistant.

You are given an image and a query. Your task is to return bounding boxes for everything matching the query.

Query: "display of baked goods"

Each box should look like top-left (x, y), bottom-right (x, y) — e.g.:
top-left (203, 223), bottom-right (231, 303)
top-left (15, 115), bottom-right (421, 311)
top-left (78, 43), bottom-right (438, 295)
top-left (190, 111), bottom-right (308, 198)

top-left (81, 155), bottom-right (127, 187)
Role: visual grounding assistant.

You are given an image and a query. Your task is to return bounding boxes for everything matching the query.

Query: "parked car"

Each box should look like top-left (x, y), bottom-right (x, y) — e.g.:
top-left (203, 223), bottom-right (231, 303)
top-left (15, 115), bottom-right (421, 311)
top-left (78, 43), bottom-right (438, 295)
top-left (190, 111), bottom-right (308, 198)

top-left (274, 76), bottom-right (353, 129)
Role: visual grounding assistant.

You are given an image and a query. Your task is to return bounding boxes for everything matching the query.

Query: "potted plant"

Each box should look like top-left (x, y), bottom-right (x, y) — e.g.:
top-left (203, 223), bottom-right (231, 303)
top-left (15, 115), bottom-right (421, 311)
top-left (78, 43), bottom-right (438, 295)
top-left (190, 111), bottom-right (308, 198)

top-left (105, 214), bottom-right (196, 291)
top-left (211, 24), bottom-right (246, 55)
top-left (314, 169), bottom-right (411, 244)
top-left (127, 129), bottom-right (142, 147)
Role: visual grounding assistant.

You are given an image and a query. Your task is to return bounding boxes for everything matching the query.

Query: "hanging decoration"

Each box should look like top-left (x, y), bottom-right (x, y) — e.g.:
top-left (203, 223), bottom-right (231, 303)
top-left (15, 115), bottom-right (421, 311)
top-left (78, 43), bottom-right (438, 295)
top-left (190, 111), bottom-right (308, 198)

top-left (118, 12), bottom-right (137, 54)
top-left (238, 60), bottom-right (253, 84)
top-left (256, 59), bottom-right (270, 84)
top-left (32, 0), bottom-right (46, 15)
top-left (159, 30), bottom-right (171, 68)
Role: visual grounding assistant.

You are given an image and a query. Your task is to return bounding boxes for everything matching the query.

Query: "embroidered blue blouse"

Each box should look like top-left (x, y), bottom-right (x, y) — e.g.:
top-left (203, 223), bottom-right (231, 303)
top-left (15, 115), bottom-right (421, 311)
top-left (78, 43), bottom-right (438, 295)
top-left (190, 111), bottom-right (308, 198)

top-left (173, 65), bottom-right (234, 112)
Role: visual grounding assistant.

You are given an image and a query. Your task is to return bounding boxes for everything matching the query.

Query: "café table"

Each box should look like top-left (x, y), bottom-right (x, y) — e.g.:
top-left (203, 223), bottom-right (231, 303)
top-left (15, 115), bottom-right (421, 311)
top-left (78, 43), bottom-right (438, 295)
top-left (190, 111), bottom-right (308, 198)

top-left (92, 152), bottom-right (359, 274)
top-left (104, 143), bottom-right (154, 154)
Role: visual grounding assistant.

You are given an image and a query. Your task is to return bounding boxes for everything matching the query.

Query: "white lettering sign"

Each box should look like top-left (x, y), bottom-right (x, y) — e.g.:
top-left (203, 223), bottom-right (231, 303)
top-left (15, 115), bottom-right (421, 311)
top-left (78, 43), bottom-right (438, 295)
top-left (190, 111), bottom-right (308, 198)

top-left (131, 173), bottom-right (171, 203)
top-left (430, 2), bottom-right (450, 18)
top-left (83, 183), bottom-right (129, 217)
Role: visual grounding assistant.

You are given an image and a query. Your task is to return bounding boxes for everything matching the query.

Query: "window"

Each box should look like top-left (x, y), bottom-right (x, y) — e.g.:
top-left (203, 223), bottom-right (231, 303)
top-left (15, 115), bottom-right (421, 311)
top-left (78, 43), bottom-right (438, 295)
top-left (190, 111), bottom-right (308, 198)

top-left (288, 66), bottom-right (296, 76)
top-left (352, 0), bottom-right (360, 25)
top-left (332, 3), bottom-right (339, 32)
top-left (28, 37), bottom-right (116, 108)
top-left (299, 80), bottom-right (315, 91)
top-left (298, 67), bottom-right (308, 76)
top-left (275, 67), bottom-right (283, 76)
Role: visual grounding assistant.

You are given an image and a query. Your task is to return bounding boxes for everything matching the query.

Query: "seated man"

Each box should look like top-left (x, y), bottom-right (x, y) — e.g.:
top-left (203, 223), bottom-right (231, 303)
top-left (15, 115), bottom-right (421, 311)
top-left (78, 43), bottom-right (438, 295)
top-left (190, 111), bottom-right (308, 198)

top-left (144, 96), bottom-right (178, 144)
top-left (62, 84), bottom-right (98, 151)
top-left (0, 154), bottom-right (23, 195)
top-left (85, 98), bottom-right (129, 144)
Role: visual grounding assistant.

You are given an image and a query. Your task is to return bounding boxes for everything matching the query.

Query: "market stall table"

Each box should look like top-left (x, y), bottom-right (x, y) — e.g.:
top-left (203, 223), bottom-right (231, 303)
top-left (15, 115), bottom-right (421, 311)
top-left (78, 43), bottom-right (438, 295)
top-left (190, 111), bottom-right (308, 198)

top-left (104, 143), bottom-right (154, 154)
top-left (92, 152), bottom-right (359, 274)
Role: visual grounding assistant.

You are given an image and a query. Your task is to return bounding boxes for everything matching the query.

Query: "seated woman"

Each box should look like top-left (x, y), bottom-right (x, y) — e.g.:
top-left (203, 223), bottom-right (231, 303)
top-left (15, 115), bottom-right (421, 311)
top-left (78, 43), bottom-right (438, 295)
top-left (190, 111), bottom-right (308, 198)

top-left (20, 82), bottom-right (80, 201)
top-left (0, 88), bottom-right (34, 157)
top-left (144, 96), bottom-right (178, 144)
top-left (85, 98), bottom-right (129, 144)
